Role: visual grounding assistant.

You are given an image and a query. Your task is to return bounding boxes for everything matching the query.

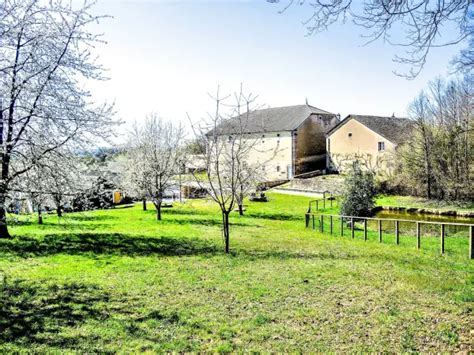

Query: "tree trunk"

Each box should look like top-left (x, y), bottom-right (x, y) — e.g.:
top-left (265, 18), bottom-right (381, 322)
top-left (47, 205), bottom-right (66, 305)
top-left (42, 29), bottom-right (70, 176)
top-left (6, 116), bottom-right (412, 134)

top-left (56, 206), bottom-right (62, 217)
top-left (156, 202), bottom-right (162, 220)
top-left (238, 203), bottom-right (244, 216)
top-left (0, 202), bottom-right (11, 239)
top-left (222, 211), bottom-right (230, 253)
top-left (38, 208), bottom-right (43, 225)
top-left (142, 198), bottom-right (147, 211)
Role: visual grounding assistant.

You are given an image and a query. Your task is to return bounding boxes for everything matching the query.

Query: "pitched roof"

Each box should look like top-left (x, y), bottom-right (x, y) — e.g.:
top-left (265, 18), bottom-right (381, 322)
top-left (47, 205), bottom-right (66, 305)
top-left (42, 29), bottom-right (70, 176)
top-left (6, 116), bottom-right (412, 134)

top-left (327, 114), bottom-right (415, 144)
top-left (212, 104), bottom-right (335, 135)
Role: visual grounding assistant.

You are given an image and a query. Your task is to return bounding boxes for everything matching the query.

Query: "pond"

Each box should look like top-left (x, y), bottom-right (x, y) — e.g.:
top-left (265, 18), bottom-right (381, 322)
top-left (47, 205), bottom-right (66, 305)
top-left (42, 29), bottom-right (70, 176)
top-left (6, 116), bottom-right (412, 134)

top-left (373, 210), bottom-right (474, 237)
top-left (375, 210), bottom-right (474, 225)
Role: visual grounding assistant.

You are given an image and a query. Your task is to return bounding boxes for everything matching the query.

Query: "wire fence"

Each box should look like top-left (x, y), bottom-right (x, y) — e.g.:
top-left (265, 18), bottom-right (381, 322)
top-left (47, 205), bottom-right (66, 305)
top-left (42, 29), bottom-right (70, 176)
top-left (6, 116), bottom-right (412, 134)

top-left (305, 213), bottom-right (474, 259)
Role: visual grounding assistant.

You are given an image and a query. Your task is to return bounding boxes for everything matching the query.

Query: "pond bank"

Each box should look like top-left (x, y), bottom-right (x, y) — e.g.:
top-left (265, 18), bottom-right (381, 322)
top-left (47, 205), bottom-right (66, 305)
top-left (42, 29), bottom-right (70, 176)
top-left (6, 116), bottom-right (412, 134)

top-left (373, 205), bottom-right (474, 219)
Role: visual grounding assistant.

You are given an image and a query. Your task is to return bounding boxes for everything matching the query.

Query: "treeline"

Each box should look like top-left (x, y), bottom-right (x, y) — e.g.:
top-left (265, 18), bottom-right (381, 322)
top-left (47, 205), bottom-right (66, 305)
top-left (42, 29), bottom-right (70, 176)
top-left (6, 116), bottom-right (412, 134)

top-left (391, 76), bottom-right (473, 201)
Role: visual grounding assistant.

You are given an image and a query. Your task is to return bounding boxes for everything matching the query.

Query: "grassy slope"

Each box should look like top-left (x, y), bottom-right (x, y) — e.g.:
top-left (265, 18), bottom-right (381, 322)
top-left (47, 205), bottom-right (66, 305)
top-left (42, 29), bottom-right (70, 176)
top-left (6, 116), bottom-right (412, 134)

top-left (0, 193), bottom-right (472, 352)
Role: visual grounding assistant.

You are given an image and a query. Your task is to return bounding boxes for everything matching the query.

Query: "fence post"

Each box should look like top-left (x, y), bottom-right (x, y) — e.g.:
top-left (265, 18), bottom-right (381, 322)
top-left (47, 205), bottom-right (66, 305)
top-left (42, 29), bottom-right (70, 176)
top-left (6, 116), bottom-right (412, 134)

top-left (364, 219), bottom-right (367, 241)
top-left (378, 220), bottom-right (382, 243)
top-left (312, 214), bottom-right (315, 230)
top-left (440, 224), bottom-right (445, 255)
top-left (305, 213), bottom-right (310, 228)
top-left (323, 195), bottom-right (326, 209)
top-left (395, 220), bottom-right (399, 245)
top-left (416, 222), bottom-right (421, 249)
top-left (351, 217), bottom-right (355, 239)
top-left (320, 215), bottom-right (324, 233)
top-left (340, 217), bottom-right (344, 237)
top-left (316, 200), bottom-right (319, 211)
top-left (470, 226), bottom-right (473, 260)
top-left (330, 215), bottom-right (333, 235)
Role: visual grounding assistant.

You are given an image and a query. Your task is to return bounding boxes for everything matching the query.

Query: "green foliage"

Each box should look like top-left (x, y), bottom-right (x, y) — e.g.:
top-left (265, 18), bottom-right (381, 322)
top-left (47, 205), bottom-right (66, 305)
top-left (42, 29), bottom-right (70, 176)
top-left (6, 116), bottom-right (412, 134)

top-left (340, 165), bottom-right (377, 217)
top-left (0, 193), bottom-right (472, 352)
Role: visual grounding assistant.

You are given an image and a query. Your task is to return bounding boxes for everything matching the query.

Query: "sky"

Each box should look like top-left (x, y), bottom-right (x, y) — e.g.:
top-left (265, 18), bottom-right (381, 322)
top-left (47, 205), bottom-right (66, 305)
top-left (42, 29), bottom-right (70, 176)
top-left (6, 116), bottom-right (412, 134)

top-left (85, 0), bottom-right (466, 135)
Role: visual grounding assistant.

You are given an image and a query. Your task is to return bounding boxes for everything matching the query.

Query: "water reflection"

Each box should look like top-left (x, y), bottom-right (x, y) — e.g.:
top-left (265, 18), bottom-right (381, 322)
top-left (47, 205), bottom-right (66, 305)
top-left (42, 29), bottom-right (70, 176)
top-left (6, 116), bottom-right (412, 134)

top-left (372, 210), bottom-right (474, 236)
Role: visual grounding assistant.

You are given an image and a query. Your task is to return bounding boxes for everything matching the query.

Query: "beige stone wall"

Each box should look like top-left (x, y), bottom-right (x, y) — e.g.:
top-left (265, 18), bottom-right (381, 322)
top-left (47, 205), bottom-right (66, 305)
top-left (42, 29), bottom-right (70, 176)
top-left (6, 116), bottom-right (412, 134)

top-left (327, 119), bottom-right (396, 174)
top-left (243, 131), bottom-right (293, 181)
top-left (218, 131), bottom-right (293, 181)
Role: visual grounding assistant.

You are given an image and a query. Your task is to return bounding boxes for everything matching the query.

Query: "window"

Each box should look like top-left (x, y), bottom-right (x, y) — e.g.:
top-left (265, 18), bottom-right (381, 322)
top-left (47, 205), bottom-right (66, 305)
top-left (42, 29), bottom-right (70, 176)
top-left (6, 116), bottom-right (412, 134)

top-left (348, 133), bottom-right (352, 138)
top-left (378, 141), bottom-right (385, 152)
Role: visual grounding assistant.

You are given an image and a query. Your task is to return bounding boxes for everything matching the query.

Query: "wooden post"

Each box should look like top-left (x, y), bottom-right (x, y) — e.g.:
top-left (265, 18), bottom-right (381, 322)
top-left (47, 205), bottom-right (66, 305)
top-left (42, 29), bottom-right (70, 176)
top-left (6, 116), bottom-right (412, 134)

top-left (470, 226), bottom-right (473, 260)
top-left (416, 222), bottom-right (421, 249)
top-left (320, 215), bottom-right (324, 233)
top-left (351, 217), bottom-right (354, 239)
top-left (305, 214), bottom-right (310, 228)
top-left (378, 220), bottom-right (382, 243)
top-left (316, 200), bottom-right (319, 211)
top-left (323, 195), bottom-right (326, 209)
top-left (312, 214), bottom-right (315, 230)
top-left (330, 215), bottom-right (333, 235)
top-left (395, 220), bottom-right (399, 245)
top-left (340, 217), bottom-right (344, 237)
top-left (364, 219), bottom-right (367, 241)
top-left (440, 224), bottom-right (445, 255)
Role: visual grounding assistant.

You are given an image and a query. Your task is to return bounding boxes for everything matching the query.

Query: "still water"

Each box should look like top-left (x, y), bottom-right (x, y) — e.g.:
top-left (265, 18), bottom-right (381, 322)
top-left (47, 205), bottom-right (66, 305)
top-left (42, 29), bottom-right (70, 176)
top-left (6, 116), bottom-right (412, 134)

top-left (372, 210), bottom-right (474, 236)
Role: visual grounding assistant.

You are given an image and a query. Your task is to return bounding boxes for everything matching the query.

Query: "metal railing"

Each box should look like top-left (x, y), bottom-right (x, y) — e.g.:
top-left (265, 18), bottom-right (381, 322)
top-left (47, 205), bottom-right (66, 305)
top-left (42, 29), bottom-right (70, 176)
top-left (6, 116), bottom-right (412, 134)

top-left (307, 192), bottom-right (338, 213)
top-left (305, 212), bottom-right (474, 259)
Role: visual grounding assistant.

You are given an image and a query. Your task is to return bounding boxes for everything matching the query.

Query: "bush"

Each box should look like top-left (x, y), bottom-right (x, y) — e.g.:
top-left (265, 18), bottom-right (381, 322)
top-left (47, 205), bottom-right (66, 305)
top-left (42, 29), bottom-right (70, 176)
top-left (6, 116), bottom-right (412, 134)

top-left (340, 165), bottom-right (377, 217)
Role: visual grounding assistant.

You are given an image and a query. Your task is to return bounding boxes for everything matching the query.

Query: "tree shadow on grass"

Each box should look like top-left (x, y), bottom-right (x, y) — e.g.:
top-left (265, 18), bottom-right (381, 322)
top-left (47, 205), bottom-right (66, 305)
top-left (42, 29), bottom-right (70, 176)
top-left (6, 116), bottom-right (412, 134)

top-left (162, 217), bottom-right (252, 228)
top-left (245, 211), bottom-right (301, 221)
top-left (0, 233), bottom-right (221, 258)
top-left (63, 214), bottom-right (119, 222)
top-left (0, 279), bottom-right (112, 348)
top-left (233, 248), bottom-right (358, 261)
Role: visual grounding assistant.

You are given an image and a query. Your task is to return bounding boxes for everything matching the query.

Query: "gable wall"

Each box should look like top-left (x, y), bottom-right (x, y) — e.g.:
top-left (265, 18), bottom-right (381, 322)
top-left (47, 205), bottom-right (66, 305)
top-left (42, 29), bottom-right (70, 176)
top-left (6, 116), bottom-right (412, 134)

top-left (327, 119), bottom-right (396, 172)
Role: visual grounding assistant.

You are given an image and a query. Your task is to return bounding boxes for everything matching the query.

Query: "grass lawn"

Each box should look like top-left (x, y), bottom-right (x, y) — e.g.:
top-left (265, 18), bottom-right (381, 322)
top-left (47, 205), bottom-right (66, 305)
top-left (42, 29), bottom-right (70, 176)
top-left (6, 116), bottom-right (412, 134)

top-left (0, 193), bottom-right (472, 352)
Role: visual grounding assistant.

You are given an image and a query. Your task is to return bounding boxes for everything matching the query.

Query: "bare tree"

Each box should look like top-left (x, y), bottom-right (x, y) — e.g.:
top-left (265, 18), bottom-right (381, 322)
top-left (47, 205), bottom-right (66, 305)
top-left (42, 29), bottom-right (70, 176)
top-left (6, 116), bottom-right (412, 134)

top-left (398, 76), bottom-right (473, 200)
top-left (125, 114), bottom-right (186, 220)
top-left (268, 0), bottom-right (472, 78)
top-left (189, 86), bottom-right (277, 252)
top-left (0, 0), bottom-right (116, 237)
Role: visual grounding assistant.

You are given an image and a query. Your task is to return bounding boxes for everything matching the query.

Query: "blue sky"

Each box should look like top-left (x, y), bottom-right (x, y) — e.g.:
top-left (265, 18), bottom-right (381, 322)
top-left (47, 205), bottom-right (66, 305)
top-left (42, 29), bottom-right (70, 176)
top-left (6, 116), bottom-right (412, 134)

top-left (87, 0), bottom-right (465, 131)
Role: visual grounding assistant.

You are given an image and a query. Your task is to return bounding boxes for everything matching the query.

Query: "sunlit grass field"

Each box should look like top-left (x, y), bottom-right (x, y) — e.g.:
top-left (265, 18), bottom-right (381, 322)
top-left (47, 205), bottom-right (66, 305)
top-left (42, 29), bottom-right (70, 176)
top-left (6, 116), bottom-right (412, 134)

top-left (0, 193), bottom-right (472, 352)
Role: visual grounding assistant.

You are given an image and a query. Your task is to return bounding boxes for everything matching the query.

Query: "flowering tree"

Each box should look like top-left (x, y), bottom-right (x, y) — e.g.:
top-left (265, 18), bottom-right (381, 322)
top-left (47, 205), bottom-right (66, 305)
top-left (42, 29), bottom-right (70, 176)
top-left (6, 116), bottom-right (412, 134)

top-left (125, 114), bottom-right (186, 220)
top-left (0, 0), bottom-right (116, 237)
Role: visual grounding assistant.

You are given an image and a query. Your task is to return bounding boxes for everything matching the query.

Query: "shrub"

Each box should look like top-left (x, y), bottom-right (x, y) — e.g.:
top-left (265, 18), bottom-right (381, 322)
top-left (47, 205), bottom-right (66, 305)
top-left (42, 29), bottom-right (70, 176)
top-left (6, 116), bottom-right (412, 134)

top-left (340, 164), bottom-right (377, 217)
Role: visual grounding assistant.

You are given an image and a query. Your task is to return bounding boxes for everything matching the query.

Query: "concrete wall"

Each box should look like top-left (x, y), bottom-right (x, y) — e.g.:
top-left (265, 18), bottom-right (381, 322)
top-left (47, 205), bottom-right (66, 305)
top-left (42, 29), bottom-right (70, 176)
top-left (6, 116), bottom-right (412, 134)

top-left (327, 118), bottom-right (396, 174)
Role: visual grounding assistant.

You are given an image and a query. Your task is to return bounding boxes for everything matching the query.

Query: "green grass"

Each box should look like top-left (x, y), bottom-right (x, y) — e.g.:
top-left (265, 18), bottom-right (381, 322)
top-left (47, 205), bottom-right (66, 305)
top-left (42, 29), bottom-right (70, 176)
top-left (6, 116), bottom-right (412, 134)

top-left (0, 193), bottom-right (472, 352)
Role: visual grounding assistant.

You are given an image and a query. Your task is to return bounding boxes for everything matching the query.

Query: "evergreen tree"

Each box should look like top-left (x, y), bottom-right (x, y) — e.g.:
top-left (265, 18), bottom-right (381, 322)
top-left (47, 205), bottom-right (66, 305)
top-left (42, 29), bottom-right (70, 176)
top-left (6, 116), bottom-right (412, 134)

top-left (340, 164), bottom-right (377, 217)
